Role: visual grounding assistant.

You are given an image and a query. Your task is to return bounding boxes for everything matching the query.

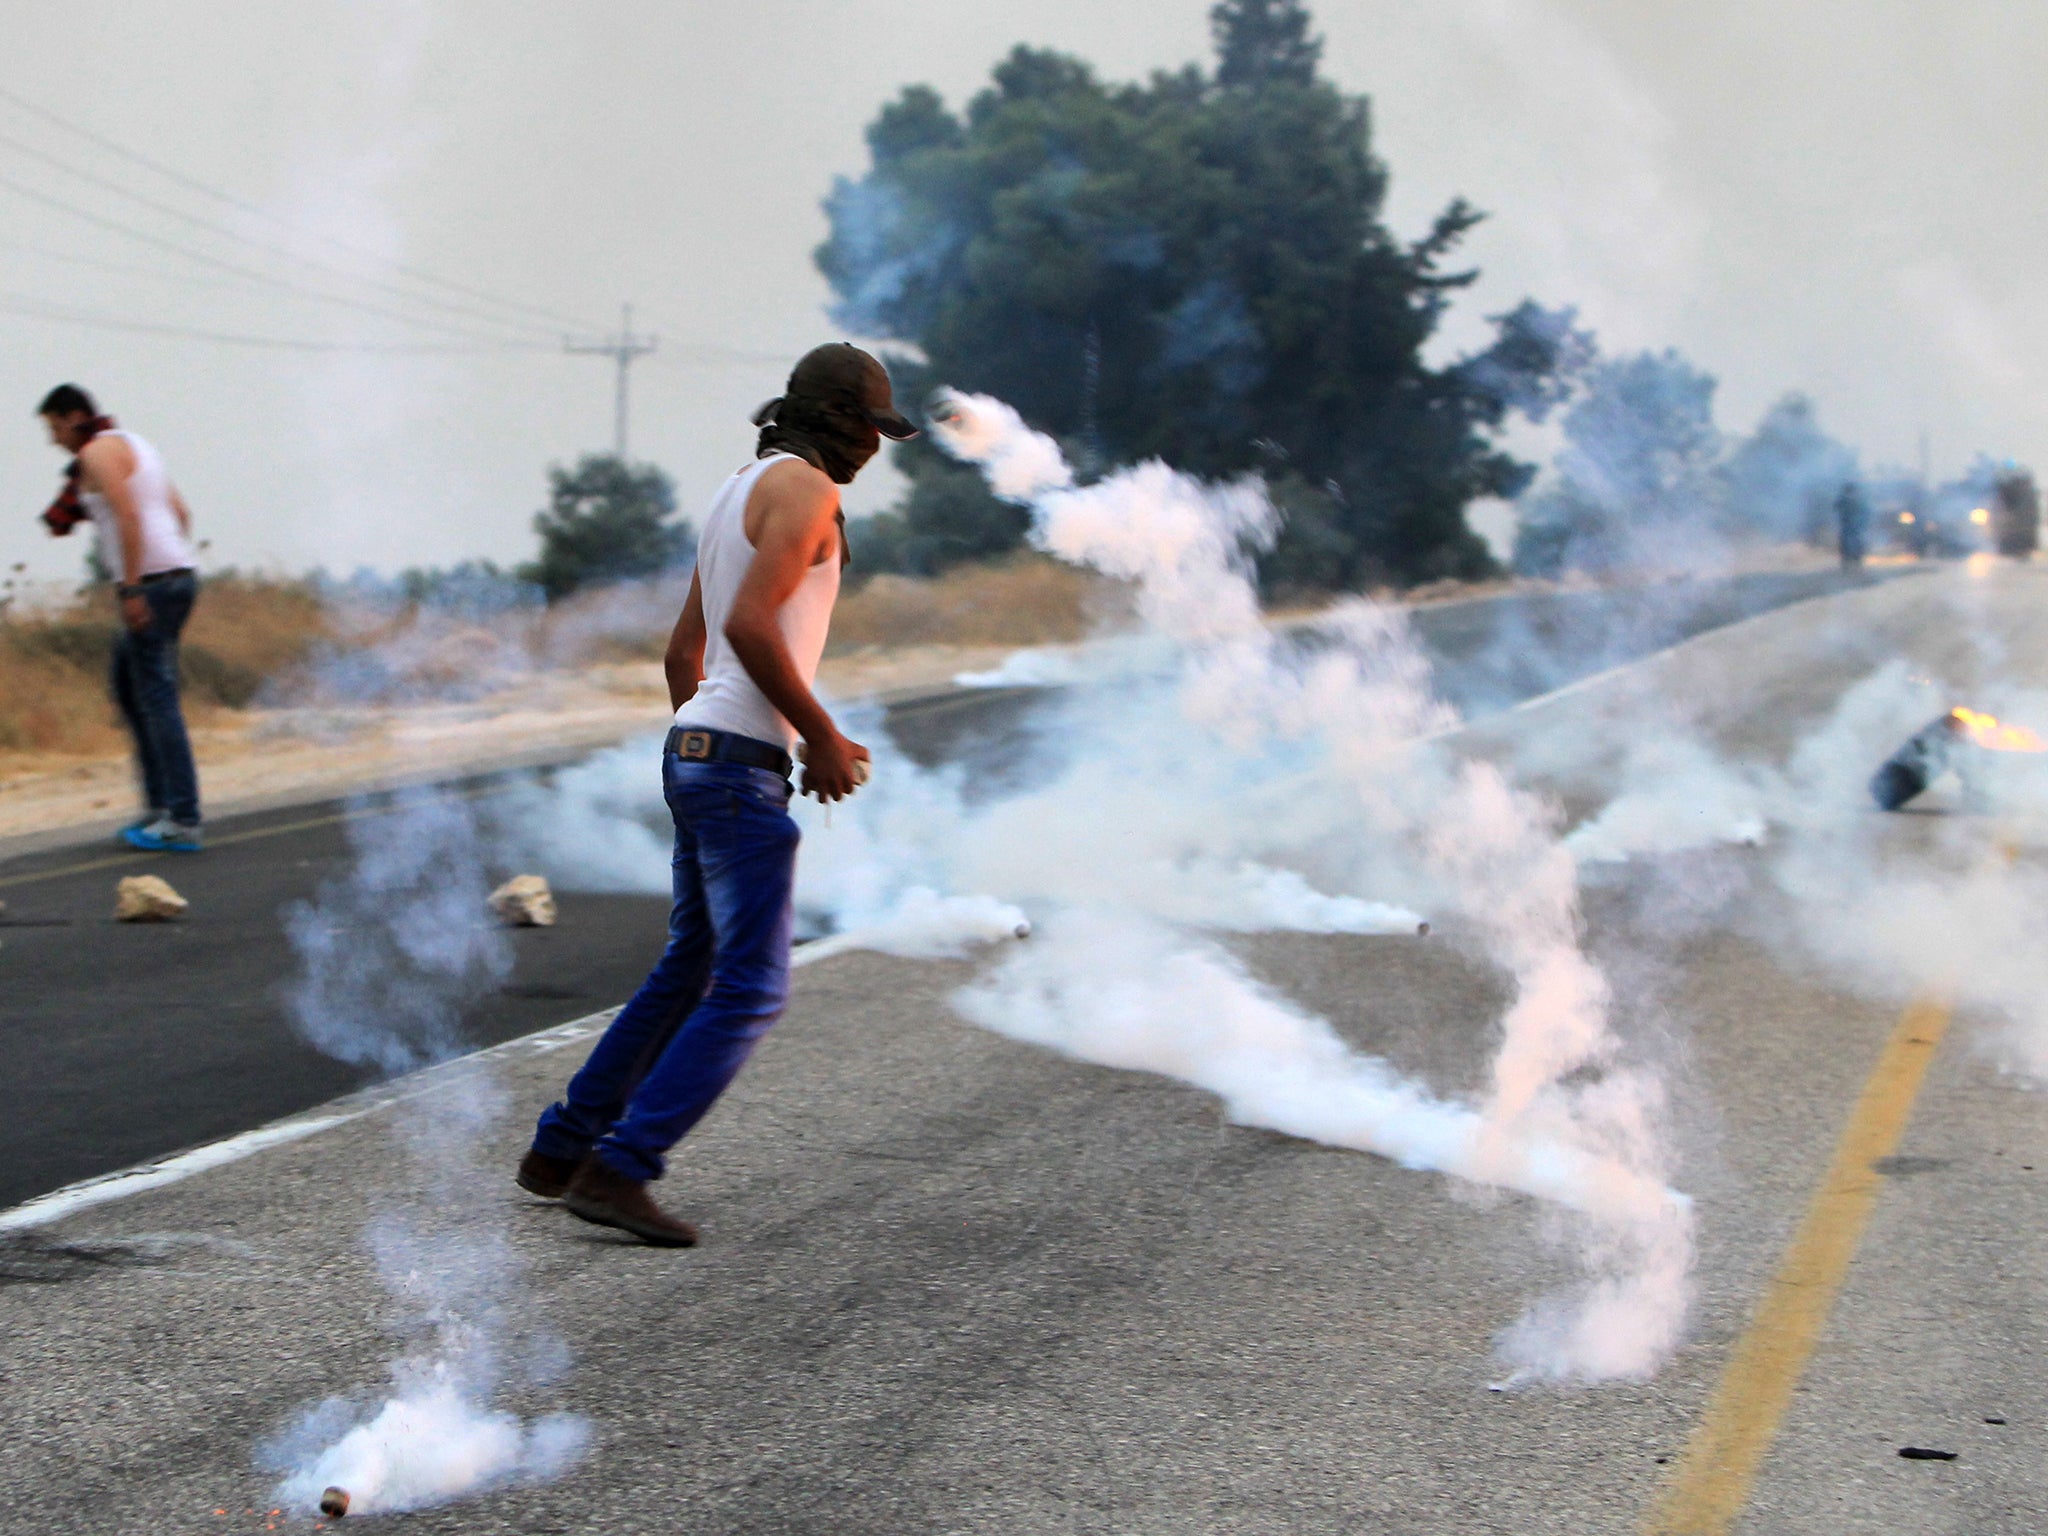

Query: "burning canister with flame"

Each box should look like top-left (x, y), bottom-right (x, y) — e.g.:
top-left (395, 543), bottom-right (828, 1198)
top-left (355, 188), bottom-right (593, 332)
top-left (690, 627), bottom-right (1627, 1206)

top-left (1871, 706), bottom-right (2048, 810)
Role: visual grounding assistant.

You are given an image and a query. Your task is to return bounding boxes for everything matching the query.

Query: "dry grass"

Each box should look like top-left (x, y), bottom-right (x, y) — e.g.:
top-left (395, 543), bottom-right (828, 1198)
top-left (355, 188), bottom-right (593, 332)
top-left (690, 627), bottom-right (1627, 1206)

top-left (0, 629), bottom-right (124, 756)
top-left (0, 572), bottom-right (332, 756)
top-left (830, 555), bottom-right (1127, 651)
top-left (181, 571), bottom-right (332, 696)
top-left (0, 557), bottom-right (1123, 761)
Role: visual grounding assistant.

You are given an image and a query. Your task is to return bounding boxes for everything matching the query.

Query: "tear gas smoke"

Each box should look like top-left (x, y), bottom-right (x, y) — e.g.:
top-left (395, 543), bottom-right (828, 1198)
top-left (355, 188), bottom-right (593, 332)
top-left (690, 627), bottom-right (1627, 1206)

top-left (266, 1205), bottom-right (588, 1518)
top-left (1527, 577), bottom-right (2048, 1084)
top-left (1565, 733), bottom-right (1770, 864)
top-left (284, 791), bottom-right (512, 1074)
top-left (952, 633), bottom-right (1174, 690)
top-left (928, 392), bottom-right (1691, 1383)
top-left (501, 393), bottom-right (1694, 1382)
top-left (1772, 662), bottom-right (2048, 1077)
top-left (268, 790), bottom-right (589, 1515)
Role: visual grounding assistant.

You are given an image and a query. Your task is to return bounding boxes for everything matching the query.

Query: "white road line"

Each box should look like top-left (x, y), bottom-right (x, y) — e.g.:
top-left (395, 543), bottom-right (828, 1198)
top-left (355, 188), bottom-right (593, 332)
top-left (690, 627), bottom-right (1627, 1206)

top-left (0, 1007), bottom-right (622, 1234)
top-left (1486, 575), bottom-right (1917, 726)
top-left (0, 939), bottom-right (864, 1235)
top-left (0, 1113), bottom-right (363, 1233)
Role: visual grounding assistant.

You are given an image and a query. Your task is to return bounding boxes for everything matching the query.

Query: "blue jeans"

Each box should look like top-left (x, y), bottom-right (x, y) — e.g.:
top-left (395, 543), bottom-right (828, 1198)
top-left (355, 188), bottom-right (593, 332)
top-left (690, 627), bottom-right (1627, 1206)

top-left (111, 571), bottom-right (201, 825)
top-left (533, 754), bottom-right (800, 1182)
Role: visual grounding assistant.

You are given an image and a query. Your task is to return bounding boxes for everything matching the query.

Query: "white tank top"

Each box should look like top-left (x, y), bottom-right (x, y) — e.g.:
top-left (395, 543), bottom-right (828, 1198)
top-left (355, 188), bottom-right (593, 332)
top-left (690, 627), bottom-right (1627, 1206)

top-left (673, 453), bottom-right (841, 750)
top-left (81, 431), bottom-right (199, 578)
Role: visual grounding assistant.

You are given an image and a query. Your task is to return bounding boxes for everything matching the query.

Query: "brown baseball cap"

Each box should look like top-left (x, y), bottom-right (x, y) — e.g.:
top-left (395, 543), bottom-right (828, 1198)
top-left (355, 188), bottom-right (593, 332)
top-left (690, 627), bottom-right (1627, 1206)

top-left (782, 343), bottom-right (919, 439)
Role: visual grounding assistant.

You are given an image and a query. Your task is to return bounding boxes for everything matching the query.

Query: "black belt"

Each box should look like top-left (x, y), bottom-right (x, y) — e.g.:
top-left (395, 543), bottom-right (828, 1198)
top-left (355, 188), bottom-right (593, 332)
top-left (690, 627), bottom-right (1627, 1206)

top-left (138, 568), bottom-right (195, 585)
top-left (665, 725), bottom-right (793, 778)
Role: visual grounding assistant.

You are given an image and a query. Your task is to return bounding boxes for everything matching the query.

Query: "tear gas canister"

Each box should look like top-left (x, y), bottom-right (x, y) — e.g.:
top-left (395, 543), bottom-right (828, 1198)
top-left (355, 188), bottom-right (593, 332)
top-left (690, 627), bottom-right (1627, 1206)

top-left (1870, 714), bottom-right (1962, 811)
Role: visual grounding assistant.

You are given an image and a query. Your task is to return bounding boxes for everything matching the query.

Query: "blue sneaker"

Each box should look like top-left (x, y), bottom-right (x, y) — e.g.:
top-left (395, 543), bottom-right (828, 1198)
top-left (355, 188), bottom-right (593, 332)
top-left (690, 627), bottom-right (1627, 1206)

top-left (123, 819), bottom-right (203, 853)
top-left (117, 814), bottom-right (161, 843)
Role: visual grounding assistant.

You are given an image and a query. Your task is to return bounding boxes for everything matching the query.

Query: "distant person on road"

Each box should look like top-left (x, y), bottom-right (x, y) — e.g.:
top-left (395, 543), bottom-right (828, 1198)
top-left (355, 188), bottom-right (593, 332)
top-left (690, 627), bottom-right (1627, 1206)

top-left (1835, 480), bottom-right (1869, 568)
top-left (517, 343), bottom-right (917, 1246)
top-left (37, 384), bottom-right (204, 852)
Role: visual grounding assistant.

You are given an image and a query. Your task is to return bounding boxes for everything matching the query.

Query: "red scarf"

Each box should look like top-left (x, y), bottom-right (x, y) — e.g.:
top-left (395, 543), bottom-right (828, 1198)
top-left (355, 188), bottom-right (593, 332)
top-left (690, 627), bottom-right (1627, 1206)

top-left (40, 415), bottom-right (116, 535)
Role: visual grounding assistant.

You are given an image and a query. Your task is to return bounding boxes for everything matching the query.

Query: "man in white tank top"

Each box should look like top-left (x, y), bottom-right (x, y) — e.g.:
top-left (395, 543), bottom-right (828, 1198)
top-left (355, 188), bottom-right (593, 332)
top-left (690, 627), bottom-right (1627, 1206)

top-left (38, 384), bottom-right (205, 851)
top-left (522, 344), bottom-right (919, 1245)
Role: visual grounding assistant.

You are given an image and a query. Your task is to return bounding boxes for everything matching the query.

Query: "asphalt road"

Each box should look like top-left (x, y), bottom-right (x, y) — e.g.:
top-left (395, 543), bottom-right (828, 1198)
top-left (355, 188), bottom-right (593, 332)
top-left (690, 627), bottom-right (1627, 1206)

top-left (0, 566), bottom-right (1904, 1214)
top-left (0, 690), bottom-right (1050, 1212)
top-left (2, 561), bottom-right (2036, 1536)
top-left (1402, 565), bottom-right (1901, 717)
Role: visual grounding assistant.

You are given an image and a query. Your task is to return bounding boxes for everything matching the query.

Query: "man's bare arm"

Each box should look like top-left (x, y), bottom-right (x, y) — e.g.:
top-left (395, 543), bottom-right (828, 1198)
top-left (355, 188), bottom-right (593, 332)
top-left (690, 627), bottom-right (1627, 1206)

top-left (724, 460), bottom-right (868, 798)
top-left (169, 484), bottom-right (193, 537)
top-left (665, 571), bottom-right (708, 711)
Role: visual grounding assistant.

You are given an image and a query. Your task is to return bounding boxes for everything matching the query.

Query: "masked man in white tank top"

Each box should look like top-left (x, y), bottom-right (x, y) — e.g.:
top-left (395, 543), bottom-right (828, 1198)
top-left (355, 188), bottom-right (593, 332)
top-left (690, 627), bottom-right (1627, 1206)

top-left (37, 384), bottom-right (205, 851)
top-left (521, 344), bottom-right (919, 1245)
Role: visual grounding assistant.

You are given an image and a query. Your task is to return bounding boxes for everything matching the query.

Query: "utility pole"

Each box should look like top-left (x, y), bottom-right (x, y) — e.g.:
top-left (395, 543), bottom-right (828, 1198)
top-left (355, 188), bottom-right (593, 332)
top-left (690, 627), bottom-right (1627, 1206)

top-left (565, 303), bottom-right (658, 458)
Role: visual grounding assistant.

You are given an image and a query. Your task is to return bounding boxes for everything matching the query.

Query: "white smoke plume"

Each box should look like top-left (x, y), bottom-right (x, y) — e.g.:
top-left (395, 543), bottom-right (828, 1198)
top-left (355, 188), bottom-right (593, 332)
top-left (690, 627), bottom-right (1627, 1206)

top-left (922, 393), bottom-right (1691, 1382)
top-left (268, 790), bottom-right (590, 1514)
top-left (284, 791), bottom-right (513, 1074)
top-left (1526, 570), bottom-right (2048, 1085)
top-left (491, 393), bottom-right (1696, 1380)
top-left (1766, 663), bottom-right (2048, 1076)
top-left (1565, 731), bottom-right (1770, 864)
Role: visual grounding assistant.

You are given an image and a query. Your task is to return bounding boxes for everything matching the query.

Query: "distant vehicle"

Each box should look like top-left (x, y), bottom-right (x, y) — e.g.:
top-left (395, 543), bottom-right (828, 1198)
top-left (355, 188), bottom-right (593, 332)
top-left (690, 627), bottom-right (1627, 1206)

top-left (1993, 469), bottom-right (2040, 558)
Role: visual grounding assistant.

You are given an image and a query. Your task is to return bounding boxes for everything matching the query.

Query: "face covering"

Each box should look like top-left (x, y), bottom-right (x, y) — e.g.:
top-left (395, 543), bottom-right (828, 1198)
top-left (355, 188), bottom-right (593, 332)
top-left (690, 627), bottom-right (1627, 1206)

top-left (752, 394), bottom-right (882, 485)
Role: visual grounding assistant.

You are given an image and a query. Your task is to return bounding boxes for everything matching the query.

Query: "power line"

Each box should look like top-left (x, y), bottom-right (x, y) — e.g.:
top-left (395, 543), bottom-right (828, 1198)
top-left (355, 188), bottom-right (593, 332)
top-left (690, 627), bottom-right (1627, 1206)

top-left (0, 83), bottom-right (600, 335)
top-left (641, 343), bottom-right (801, 370)
top-left (0, 236), bottom-right (257, 292)
top-left (0, 129), bottom-right (561, 342)
top-left (4, 236), bottom-right (793, 377)
top-left (0, 171), bottom-right (531, 344)
top-left (0, 292), bottom-right (554, 354)
top-left (0, 246), bottom-right (792, 368)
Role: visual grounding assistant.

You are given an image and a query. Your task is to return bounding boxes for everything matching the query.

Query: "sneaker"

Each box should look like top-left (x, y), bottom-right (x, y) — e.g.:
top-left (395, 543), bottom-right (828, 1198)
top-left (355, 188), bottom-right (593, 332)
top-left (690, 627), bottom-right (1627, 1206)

top-left (117, 813), bottom-right (163, 843)
top-left (123, 818), bottom-right (203, 853)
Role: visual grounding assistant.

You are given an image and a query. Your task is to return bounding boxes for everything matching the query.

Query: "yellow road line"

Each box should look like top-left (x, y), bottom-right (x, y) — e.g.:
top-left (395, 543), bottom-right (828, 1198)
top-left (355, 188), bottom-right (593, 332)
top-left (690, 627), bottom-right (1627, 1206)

top-left (1641, 995), bottom-right (1954, 1536)
top-left (0, 849), bottom-right (148, 890)
top-left (0, 783), bottom-right (515, 892)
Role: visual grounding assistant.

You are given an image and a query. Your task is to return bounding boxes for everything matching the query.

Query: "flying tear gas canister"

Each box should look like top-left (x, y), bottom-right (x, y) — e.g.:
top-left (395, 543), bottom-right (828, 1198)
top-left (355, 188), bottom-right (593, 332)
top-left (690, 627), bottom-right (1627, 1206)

top-left (319, 1487), bottom-right (350, 1518)
top-left (1871, 714), bottom-right (1962, 811)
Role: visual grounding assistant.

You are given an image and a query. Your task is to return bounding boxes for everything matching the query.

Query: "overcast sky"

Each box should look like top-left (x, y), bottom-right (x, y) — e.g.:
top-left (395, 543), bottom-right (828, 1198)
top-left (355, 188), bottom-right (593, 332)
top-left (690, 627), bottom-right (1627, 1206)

top-left (4, 1), bottom-right (2043, 583)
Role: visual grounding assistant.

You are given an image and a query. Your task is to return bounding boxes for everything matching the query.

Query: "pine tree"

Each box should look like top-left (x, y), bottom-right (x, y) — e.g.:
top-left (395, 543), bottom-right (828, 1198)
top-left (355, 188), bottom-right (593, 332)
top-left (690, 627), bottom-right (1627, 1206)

top-left (820, 4), bottom-right (1578, 587)
top-left (1211, 0), bottom-right (1322, 88)
top-left (519, 455), bottom-right (691, 601)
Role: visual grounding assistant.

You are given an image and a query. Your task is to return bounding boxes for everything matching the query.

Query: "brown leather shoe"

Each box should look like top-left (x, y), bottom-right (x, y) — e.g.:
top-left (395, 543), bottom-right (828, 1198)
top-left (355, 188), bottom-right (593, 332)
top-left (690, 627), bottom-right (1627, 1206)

top-left (515, 1148), bottom-right (582, 1200)
top-left (564, 1158), bottom-right (699, 1247)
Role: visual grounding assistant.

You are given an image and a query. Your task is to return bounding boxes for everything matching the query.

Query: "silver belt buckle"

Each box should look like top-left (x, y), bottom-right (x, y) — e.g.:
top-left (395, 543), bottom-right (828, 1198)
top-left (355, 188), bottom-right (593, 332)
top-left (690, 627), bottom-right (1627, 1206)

top-left (677, 730), bottom-right (712, 760)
